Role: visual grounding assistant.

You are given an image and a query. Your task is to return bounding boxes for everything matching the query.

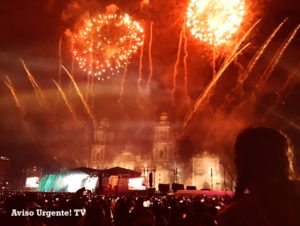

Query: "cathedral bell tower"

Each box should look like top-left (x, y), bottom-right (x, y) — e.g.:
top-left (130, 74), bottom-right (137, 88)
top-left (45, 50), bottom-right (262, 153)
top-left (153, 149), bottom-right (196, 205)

top-left (89, 118), bottom-right (113, 169)
top-left (152, 113), bottom-right (174, 186)
top-left (153, 112), bottom-right (173, 162)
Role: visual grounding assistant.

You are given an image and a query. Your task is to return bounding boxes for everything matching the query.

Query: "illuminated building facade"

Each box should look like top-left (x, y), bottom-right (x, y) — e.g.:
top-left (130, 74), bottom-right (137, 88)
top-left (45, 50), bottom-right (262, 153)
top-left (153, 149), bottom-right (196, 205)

top-left (151, 112), bottom-right (175, 187)
top-left (114, 142), bottom-right (141, 171)
top-left (192, 152), bottom-right (223, 190)
top-left (89, 113), bottom-right (176, 189)
top-left (89, 118), bottom-right (113, 169)
top-left (89, 113), bottom-right (227, 190)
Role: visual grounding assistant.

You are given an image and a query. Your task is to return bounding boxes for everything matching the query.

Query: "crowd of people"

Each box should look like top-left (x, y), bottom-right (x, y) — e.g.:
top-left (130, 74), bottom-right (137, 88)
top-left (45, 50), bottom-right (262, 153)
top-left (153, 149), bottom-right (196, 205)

top-left (1, 126), bottom-right (300, 226)
top-left (0, 190), bottom-right (231, 226)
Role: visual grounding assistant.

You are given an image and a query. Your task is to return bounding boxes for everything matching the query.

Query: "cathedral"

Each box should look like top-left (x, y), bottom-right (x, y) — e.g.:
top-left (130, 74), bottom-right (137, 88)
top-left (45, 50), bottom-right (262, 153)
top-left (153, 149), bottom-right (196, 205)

top-left (89, 113), bottom-right (229, 190)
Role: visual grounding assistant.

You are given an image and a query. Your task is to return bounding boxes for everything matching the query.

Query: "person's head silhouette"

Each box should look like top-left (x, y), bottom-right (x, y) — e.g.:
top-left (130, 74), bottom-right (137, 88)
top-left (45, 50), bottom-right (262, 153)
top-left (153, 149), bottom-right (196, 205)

top-left (234, 126), bottom-right (292, 199)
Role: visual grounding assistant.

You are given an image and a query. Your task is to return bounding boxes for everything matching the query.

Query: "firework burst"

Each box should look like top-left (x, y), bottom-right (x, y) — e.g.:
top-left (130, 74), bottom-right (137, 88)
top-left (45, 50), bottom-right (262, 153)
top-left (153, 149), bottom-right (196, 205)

top-left (186, 0), bottom-right (246, 47)
top-left (72, 13), bottom-right (144, 81)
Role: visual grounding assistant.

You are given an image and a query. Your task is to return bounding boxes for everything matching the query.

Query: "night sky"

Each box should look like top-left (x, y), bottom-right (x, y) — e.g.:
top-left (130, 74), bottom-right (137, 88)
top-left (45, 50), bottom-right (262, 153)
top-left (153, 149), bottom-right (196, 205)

top-left (1, 0), bottom-right (300, 185)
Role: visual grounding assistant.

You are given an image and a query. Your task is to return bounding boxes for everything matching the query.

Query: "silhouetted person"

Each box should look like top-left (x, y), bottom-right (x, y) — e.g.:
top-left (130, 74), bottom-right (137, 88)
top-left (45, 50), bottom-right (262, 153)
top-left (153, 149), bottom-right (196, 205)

top-left (218, 126), bottom-right (300, 226)
top-left (3, 194), bottom-right (29, 226)
top-left (134, 209), bottom-right (156, 226)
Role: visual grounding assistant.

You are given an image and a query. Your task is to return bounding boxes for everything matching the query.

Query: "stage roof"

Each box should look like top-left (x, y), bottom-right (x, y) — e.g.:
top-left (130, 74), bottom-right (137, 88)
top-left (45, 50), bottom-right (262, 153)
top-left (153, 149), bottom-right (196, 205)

top-left (69, 166), bottom-right (141, 177)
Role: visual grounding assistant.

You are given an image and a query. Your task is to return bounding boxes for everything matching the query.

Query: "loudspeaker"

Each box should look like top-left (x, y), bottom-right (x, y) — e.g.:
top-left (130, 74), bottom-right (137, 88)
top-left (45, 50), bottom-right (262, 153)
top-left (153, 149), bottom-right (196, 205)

top-left (149, 172), bottom-right (153, 188)
top-left (158, 184), bottom-right (170, 193)
top-left (172, 183), bottom-right (184, 192)
top-left (186, 186), bottom-right (196, 190)
top-left (147, 187), bottom-right (155, 194)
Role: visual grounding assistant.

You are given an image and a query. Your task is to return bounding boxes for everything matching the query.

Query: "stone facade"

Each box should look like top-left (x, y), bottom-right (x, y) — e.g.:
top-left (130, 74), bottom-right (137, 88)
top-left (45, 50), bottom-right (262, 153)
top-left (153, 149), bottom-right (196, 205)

top-left (89, 113), bottom-right (175, 189)
top-left (89, 113), bottom-right (228, 190)
top-left (89, 118), bottom-right (113, 169)
top-left (192, 152), bottom-right (222, 190)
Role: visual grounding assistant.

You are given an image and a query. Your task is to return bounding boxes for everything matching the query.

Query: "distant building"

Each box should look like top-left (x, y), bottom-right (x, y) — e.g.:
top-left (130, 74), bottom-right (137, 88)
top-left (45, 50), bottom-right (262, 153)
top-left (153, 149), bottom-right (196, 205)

top-left (89, 113), bottom-right (176, 189)
top-left (151, 112), bottom-right (175, 187)
top-left (114, 142), bottom-right (141, 171)
top-left (88, 113), bottom-right (229, 190)
top-left (0, 156), bottom-right (10, 188)
top-left (89, 118), bottom-right (113, 169)
top-left (192, 152), bottom-right (222, 190)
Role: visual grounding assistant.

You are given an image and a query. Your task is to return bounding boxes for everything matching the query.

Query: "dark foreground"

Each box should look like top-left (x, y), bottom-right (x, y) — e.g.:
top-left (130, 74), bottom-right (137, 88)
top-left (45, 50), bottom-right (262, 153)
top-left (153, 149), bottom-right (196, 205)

top-left (0, 190), bottom-right (232, 226)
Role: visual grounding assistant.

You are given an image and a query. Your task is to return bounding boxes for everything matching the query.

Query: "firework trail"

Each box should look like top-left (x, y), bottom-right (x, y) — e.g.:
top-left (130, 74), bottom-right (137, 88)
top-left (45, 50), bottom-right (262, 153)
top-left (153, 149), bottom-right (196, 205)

top-left (208, 20), bottom-right (262, 110)
top-left (276, 76), bottom-right (299, 105)
top-left (287, 146), bottom-right (296, 179)
top-left (264, 61), bottom-right (300, 116)
top-left (91, 73), bottom-right (96, 108)
top-left (58, 37), bottom-right (62, 84)
top-left (231, 23), bottom-right (300, 119)
top-left (239, 19), bottom-right (287, 84)
top-left (220, 19), bottom-right (285, 110)
top-left (118, 59), bottom-right (129, 104)
top-left (183, 43), bottom-right (251, 133)
top-left (205, 20), bottom-right (261, 107)
top-left (118, 60), bottom-right (130, 120)
top-left (212, 47), bottom-right (217, 78)
top-left (85, 34), bottom-right (95, 105)
top-left (256, 24), bottom-right (300, 91)
top-left (274, 76), bottom-right (297, 105)
top-left (70, 58), bottom-right (75, 79)
top-left (119, 37), bottom-right (133, 106)
top-left (189, 19), bottom-right (261, 120)
top-left (146, 22), bottom-right (154, 93)
top-left (277, 61), bottom-right (300, 103)
top-left (241, 24), bottom-right (300, 117)
top-left (4, 76), bottom-right (36, 139)
top-left (21, 59), bottom-right (48, 111)
top-left (70, 37), bottom-right (75, 81)
top-left (4, 75), bottom-right (25, 114)
top-left (138, 35), bottom-right (145, 93)
top-left (272, 111), bottom-right (300, 131)
top-left (55, 37), bottom-right (63, 111)
top-left (88, 36), bottom-right (95, 108)
top-left (184, 42), bottom-right (251, 127)
top-left (61, 65), bottom-right (96, 126)
top-left (53, 79), bottom-right (77, 119)
top-left (85, 65), bottom-right (92, 103)
top-left (136, 35), bottom-right (148, 117)
top-left (172, 23), bottom-right (184, 104)
top-left (183, 24), bottom-right (191, 106)
top-left (69, 57), bottom-right (76, 97)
